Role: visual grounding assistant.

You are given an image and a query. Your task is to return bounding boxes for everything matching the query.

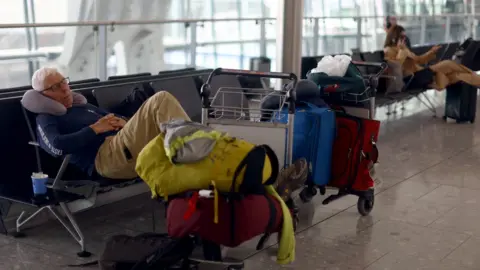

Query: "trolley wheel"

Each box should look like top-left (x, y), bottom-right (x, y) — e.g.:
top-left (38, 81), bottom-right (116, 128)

top-left (357, 196), bottom-right (374, 216)
top-left (442, 116), bottom-right (447, 121)
top-left (76, 250), bottom-right (92, 258)
top-left (299, 186), bottom-right (317, 203)
top-left (471, 117), bottom-right (475, 123)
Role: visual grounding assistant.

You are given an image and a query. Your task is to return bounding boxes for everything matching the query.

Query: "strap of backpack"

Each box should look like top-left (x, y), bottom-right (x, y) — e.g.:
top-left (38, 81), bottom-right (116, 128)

top-left (230, 145), bottom-right (266, 245)
top-left (229, 144), bottom-right (279, 245)
top-left (233, 145), bottom-right (279, 193)
top-left (255, 194), bottom-right (277, 251)
top-left (261, 145), bottom-right (279, 186)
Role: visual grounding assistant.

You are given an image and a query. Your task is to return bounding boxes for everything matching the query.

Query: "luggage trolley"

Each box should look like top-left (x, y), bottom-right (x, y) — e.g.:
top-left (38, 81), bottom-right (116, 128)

top-left (301, 61), bottom-right (387, 216)
top-left (196, 68), bottom-right (296, 270)
top-left (200, 68), bottom-right (297, 169)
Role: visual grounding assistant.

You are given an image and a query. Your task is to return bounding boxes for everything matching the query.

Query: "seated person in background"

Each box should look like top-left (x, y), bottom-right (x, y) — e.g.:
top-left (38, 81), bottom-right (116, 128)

top-left (29, 67), bottom-right (190, 180)
top-left (385, 16), bottom-right (411, 48)
top-left (384, 25), bottom-right (480, 90)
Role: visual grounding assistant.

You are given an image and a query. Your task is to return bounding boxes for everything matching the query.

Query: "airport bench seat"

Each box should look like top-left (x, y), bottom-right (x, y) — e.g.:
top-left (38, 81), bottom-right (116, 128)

top-left (300, 41), bottom-right (465, 114)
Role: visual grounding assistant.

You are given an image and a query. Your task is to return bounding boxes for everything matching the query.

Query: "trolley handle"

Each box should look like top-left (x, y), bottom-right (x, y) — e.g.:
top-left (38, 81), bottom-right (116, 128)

top-left (351, 61), bottom-right (388, 77)
top-left (200, 68), bottom-right (298, 113)
top-left (207, 68), bottom-right (297, 82)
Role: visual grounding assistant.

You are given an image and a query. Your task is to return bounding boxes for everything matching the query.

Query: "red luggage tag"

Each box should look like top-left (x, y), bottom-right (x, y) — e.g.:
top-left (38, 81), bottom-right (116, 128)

top-left (183, 192), bottom-right (199, 221)
top-left (324, 84), bottom-right (339, 93)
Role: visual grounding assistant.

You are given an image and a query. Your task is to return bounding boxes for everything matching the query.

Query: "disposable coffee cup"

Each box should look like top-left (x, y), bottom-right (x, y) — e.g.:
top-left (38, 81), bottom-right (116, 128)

top-left (31, 173), bottom-right (49, 195)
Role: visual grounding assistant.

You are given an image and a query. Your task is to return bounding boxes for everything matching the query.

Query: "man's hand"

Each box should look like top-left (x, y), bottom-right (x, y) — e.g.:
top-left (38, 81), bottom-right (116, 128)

top-left (108, 117), bottom-right (127, 130)
top-left (90, 114), bottom-right (117, 134)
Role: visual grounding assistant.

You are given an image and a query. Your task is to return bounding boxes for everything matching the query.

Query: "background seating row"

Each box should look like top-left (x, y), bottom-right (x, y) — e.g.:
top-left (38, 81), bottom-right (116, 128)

top-left (300, 39), bottom-right (480, 113)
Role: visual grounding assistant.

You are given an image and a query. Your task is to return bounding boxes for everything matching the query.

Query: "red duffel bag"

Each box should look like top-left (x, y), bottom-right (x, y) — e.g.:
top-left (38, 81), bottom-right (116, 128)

top-left (166, 192), bottom-right (284, 248)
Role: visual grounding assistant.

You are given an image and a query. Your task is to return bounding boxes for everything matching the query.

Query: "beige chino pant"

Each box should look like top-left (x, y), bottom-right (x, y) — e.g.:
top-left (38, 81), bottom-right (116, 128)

top-left (95, 91), bottom-right (190, 179)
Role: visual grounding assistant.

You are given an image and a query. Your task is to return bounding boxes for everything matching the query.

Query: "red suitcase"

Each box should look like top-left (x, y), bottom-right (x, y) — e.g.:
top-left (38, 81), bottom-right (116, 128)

top-left (329, 112), bottom-right (380, 191)
top-left (320, 111), bottom-right (380, 216)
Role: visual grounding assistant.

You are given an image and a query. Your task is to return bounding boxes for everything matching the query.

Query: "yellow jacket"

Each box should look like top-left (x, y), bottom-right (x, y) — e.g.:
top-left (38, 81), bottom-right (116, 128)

top-left (135, 134), bottom-right (273, 198)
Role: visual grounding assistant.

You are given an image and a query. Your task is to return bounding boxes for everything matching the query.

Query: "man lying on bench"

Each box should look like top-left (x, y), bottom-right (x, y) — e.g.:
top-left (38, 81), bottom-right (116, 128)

top-left (22, 67), bottom-right (190, 180)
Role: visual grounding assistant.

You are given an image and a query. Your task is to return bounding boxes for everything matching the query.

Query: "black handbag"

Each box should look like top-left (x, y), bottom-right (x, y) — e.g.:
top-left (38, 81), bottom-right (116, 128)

top-left (111, 85), bottom-right (152, 118)
top-left (68, 233), bottom-right (195, 270)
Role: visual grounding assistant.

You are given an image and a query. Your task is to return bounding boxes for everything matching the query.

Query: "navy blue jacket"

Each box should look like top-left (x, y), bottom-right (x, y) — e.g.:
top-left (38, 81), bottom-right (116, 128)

top-left (36, 104), bottom-right (120, 176)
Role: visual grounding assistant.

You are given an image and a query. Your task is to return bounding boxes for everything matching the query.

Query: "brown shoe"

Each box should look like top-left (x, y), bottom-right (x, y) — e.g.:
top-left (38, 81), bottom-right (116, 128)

top-left (275, 158), bottom-right (309, 202)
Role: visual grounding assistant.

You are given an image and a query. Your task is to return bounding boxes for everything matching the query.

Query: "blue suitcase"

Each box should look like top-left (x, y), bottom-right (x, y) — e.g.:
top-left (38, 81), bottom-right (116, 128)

top-left (279, 102), bottom-right (336, 186)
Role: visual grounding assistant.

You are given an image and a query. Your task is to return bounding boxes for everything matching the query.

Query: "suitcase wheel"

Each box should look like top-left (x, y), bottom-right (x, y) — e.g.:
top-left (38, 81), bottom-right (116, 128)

top-left (357, 196), bottom-right (374, 216)
top-left (442, 116), bottom-right (448, 122)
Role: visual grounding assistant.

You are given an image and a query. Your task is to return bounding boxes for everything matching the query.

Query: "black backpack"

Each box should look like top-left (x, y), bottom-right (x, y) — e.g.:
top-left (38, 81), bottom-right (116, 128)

top-left (111, 83), bottom-right (154, 118)
top-left (69, 233), bottom-right (195, 270)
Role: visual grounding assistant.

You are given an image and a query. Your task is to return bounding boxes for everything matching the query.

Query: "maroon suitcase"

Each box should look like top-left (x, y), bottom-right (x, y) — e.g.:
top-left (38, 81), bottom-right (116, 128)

top-left (166, 192), bottom-right (284, 248)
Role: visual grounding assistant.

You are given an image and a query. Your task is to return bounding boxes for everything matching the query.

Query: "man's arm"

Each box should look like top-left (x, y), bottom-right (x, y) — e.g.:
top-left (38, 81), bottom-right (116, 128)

top-left (94, 105), bottom-right (129, 121)
top-left (36, 116), bottom-right (99, 156)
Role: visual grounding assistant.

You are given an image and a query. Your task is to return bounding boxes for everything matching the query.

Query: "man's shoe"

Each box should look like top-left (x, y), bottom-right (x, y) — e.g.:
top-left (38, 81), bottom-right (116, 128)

top-left (275, 158), bottom-right (308, 202)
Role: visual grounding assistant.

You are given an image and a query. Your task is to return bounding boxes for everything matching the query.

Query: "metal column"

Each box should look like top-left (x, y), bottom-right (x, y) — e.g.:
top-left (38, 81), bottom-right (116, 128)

top-left (276, 0), bottom-right (304, 77)
top-left (22, 0), bottom-right (34, 78)
top-left (96, 25), bottom-right (108, 81)
top-left (445, 16), bottom-right (451, 42)
top-left (419, 17), bottom-right (426, 45)
top-left (259, 0), bottom-right (267, 57)
top-left (94, 1), bottom-right (108, 80)
top-left (28, 0), bottom-right (39, 70)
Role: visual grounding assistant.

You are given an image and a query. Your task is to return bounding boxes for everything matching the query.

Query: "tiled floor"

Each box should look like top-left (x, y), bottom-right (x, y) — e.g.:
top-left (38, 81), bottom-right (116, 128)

top-left (3, 91), bottom-right (480, 269)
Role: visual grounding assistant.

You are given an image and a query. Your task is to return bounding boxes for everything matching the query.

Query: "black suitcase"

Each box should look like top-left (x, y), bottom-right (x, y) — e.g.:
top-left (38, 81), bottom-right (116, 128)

top-left (443, 82), bottom-right (477, 123)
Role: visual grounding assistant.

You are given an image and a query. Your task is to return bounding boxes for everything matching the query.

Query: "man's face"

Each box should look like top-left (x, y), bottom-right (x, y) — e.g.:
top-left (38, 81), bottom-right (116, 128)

top-left (41, 72), bottom-right (73, 108)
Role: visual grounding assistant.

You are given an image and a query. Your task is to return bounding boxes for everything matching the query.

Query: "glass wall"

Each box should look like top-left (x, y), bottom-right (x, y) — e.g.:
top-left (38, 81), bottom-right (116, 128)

top-left (0, 0), bottom-right (474, 89)
top-left (302, 0), bottom-right (473, 56)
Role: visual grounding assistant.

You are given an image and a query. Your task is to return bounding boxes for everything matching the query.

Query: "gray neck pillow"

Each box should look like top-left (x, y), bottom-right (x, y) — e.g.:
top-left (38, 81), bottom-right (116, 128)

top-left (21, 89), bottom-right (88, 116)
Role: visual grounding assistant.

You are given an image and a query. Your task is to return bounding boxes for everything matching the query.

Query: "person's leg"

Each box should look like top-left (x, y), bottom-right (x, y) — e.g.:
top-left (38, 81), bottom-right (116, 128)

top-left (95, 91), bottom-right (190, 179)
top-left (430, 72), bottom-right (456, 90)
top-left (430, 60), bottom-right (480, 88)
top-left (430, 60), bottom-right (474, 74)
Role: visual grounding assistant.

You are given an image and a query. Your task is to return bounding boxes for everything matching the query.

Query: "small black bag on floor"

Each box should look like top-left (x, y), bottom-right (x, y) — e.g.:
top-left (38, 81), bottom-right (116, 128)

top-left (69, 233), bottom-right (195, 270)
top-left (444, 82), bottom-right (477, 124)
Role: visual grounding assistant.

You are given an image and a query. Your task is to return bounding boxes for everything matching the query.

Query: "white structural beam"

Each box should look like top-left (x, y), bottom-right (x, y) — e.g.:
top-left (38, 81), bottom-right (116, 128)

top-left (276, 0), bottom-right (304, 77)
top-left (56, 0), bottom-right (171, 80)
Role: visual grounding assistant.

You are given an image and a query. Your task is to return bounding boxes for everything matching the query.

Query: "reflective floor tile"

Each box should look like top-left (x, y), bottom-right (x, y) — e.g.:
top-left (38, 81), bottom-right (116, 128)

top-left (417, 185), bottom-right (480, 207)
top-left (365, 253), bottom-right (474, 270)
top-left (0, 241), bottom-right (86, 270)
top-left (444, 236), bottom-right (480, 269)
top-left (340, 220), bottom-right (469, 261)
top-left (429, 204), bottom-right (480, 236)
top-left (14, 218), bottom-right (141, 260)
top-left (243, 227), bottom-right (387, 270)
